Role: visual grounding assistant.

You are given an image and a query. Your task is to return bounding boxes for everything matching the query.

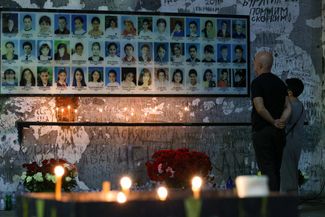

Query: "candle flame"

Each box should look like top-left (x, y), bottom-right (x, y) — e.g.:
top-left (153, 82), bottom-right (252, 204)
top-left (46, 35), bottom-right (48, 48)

top-left (157, 186), bottom-right (168, 201)
top-left (54, 165), bottom-right (65, 177)
top-left (117, 192), bottom-right (127, 203)
top-left (120, 176), bottom-right (132, 190)
top-left (191, 176), bottom-right (202, 190)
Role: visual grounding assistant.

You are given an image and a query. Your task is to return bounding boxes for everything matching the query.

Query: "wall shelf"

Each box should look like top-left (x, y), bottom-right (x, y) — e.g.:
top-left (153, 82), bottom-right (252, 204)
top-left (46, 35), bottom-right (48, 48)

top-left (15, 121), bottom-right (309, 144)
top-left (15, 121), bottom-right (252, 144)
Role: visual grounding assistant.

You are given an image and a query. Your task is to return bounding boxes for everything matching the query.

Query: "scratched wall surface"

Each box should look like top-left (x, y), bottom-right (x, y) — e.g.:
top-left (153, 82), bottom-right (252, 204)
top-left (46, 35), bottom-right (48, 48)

top-left (0, 0), bottom-right (324, 194)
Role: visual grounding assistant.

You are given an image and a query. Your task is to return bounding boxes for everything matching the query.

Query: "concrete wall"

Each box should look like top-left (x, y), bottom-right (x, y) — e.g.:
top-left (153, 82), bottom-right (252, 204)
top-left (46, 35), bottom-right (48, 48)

top-left (0, 0), bottom-right (324, 194)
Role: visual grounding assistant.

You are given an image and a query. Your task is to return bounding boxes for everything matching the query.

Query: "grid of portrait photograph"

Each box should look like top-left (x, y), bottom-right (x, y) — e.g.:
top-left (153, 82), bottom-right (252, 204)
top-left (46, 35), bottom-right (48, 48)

top-left (1, 11), bottom-right (249, 95)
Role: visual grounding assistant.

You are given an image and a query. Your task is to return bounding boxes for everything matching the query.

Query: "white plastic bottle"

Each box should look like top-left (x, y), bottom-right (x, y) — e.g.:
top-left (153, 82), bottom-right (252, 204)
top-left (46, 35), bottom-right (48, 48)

top-left (0, 197), bottom-right (5, 210)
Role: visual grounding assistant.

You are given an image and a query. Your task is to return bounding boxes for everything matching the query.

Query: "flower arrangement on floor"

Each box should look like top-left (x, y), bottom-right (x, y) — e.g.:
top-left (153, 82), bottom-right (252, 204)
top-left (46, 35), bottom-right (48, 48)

top-left (145, 148), bottom-right (212, 188)
top-left (298, 169), bottom-right (309, 187)
top-left (21, 158), bottom-right (78, 192)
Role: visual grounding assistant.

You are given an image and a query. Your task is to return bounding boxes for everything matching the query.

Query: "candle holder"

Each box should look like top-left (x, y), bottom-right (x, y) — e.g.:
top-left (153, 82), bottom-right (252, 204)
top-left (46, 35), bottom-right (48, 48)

top-left (55, 97), bottom-right (79, 122)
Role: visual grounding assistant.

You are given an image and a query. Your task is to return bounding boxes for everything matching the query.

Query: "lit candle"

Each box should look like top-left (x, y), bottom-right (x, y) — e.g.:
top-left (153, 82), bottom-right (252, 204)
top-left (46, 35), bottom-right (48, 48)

top-left (74, 109), bottom-right (78, 122)
top-left (120, 176), bottom-right (132, 195)
top-left (54, 165), bottom-right (65, 200)
top-left (157, 186), bottom-right (168, 201)
top-left (61, 108), bottom-right (64, 121)
top-left (67, 105), bottom-right (71, 121)
top-left (191, 176), bottom-right (202, 199)
top-left (56, 107), bottom-right (59, 120)
top-left (116, 191), bottom-right (127, 203)
top-left (51, 109), bottom-right (55, 122)
top-left (99, 108), bottom-right (103, 122)
top-left (102, 181), bottom-right (111, 194)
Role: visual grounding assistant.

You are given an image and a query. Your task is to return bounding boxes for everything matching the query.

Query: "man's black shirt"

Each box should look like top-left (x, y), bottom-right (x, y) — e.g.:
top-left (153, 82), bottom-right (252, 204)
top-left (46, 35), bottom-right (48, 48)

top-left (251, 72), bottom-right (287, 131)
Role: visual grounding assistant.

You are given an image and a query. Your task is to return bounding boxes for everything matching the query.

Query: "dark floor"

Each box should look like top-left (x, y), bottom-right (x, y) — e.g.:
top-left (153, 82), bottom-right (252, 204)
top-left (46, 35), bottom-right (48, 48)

top-left (299, 200), bottom-right (325, 217)
top-left (1, 201), bottom-right (325, 217)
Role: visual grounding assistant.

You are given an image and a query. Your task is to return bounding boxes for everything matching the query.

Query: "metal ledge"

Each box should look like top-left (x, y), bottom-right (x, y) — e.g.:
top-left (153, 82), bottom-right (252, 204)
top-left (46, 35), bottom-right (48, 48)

top-left (15, 121), bottom-right (252, 144)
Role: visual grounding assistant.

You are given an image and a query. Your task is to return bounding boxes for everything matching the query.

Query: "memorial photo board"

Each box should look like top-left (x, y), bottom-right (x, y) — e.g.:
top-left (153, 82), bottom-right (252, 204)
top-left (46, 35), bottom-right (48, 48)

top-left (0, 9), bottom-right (250, 96)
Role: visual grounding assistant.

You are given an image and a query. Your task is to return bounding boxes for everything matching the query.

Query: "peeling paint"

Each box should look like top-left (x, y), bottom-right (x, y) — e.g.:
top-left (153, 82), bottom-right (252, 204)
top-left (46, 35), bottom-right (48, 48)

top-left (0, 0), bottom-right (323, 194)
top-left (306, 16), bottom-right (322, 28)
top-left (203, 101), bottom-right (215, 111)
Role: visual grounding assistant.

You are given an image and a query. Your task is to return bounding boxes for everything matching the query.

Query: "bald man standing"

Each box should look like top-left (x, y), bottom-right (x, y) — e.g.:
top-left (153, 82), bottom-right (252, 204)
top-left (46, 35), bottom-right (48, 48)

top-left (251, 51), bottom-right (291, 191)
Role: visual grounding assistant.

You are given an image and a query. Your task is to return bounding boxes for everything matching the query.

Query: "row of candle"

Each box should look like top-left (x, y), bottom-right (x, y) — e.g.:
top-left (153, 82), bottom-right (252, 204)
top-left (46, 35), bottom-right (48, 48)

top-left (105, 175), bottom-right (202, 203)
top-left (55, 105), bottom-right (78, 122)
top-left (53, 165), bottom-right (203, 202)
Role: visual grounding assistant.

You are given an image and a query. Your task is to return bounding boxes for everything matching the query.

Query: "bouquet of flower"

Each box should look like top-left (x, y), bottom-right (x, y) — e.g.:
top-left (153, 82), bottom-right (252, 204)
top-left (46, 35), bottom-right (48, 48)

top-left (21, 158), bottom-right (78, 192)
top-left (145, 148), bottom-right (212, 188)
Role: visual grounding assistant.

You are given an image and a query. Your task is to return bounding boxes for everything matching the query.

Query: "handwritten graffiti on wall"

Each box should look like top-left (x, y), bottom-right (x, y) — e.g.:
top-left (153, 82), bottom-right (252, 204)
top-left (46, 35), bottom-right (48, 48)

top-left (237, 0), bottom-right (299, 36)
top-left (14, 126), bottom-right (255, 189)
top-left (160, 0), bottom-right (236, 13)
top-left (249, 6), bottom-right (292, 22)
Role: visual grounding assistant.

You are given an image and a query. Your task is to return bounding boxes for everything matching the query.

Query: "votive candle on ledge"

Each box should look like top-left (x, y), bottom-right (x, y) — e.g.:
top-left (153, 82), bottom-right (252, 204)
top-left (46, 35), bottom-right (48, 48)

top-left (56, 107), bottom-right (59, 120)
top-left (116, 191), bottom-right (127, 203)
top-left (74, 109), bottom-right (78, 122)
top-left (99, 108), bottom-right (103, 122)
top-left (120, 176), bottom-right (132, 195)
top-left (102, 181), bottom-right (111, 194)
top-left (51, 109), bottom-right (55, 122)
top-left (67, 105), bottom-right (71, 121)
top-left (61, 108), bottom-right (64, 121)
top-left (157, 186), bottom-right (168, 201)
top-left (191, 176), bottom-right (202, 199)
top-left (54, 165), bottom-right (65, 200)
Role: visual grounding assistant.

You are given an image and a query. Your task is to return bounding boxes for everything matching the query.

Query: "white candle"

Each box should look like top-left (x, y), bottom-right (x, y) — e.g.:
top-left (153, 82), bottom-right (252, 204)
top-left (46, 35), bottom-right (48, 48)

top-left (61, 108), bottom-right (64, 121)
top-left (99, 108), bottom-right (103, 122)
top-left (54, 165), bottom-right (65, 200)
top-left (56, 107), bottom-right (59, 120)
top-left (51, 109), bottom-right (55, 122)
top-left (157, 186), bottom-right (168, 201)
top-left (74, 109), bottom-right (78, 122)
top-left (120, 176), bottom-right (132, 195)
top-left (191, 176), bottom-right (202, 199)
top-left (67, 105), bottom-right (71, 121)
top-left (116, 191), bottom-right (127, 203)
top-left (102, 181), bottom-right (111, 194)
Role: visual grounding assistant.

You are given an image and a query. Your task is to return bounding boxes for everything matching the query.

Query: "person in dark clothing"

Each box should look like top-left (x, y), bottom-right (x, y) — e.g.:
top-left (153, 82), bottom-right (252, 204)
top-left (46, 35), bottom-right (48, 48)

top-left (2, 14), bottom-right (18, 34)
top-left (55, 16), bottom-right (70, 35)
top-left (251, 51), bottom-right (291, 191)
top-left (280, 78), bottom-right (305, 193)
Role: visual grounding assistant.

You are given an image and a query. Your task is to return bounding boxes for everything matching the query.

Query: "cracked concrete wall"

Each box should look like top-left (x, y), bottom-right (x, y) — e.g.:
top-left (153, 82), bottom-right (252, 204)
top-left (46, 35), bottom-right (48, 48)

top-left (0, 0), bottom-right (324, 194)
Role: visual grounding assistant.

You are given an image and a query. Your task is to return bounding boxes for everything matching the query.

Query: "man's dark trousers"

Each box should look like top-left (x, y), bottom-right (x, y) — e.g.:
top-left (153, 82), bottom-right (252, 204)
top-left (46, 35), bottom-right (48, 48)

top-left (253, 125), bottom-right (286, 191)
